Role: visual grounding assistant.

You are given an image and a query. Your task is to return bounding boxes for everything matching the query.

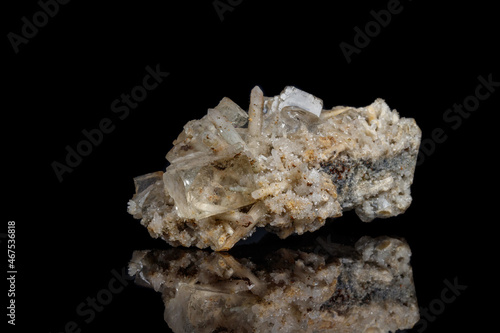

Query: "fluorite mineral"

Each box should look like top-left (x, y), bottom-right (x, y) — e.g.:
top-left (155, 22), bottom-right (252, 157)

top-left (129, 236), bottom-right (420, 333)
top-left (127, 86), bottom-right (421, 251)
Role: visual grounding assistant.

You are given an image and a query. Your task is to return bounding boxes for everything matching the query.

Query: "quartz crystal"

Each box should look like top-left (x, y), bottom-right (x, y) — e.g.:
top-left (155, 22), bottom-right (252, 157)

top-left (127, 86), bottom-right (421, 250)
top-left (129, 236), bottom-right (420, 333)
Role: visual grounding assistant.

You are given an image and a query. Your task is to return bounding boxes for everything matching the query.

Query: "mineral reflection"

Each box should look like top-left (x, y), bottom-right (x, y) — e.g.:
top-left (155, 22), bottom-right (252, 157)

top-left (129, 236), bottom-right (419, 333)
top-left (127, 87), bottom-right (421, 251)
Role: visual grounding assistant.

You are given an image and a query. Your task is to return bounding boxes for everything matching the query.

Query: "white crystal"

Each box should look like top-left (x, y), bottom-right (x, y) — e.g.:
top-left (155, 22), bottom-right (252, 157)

top-left (279, 86), bottom-right (323, 117)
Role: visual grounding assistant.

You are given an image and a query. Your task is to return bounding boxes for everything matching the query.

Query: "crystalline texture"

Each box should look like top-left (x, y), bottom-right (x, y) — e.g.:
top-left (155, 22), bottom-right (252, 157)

top-left (213, 97), bottom-right (249, 128)
top-left (128, 86), bottom-right (421, 250)
top-left (129, 236), bottom-right (420, 333)
top-left (164, 149), bottom-right (257, 220)
top-left (279, 86), bottom-right (323, 117)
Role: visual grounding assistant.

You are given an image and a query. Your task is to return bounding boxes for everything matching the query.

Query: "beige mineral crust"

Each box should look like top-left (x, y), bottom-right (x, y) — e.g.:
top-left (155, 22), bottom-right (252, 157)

top-left (129, 236), bottom-right (420, 333)
top-left (127, 86), bottom-right (421, 251)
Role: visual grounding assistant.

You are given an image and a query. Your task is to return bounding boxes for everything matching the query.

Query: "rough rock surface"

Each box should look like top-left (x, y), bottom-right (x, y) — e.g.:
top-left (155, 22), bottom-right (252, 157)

top-left (127, 86), bottom-right (421, 250)
top-left (129, 236), bottom-right (419, 333)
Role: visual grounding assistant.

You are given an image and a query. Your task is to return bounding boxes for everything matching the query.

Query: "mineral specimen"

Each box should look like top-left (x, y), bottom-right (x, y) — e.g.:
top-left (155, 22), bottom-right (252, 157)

top-left (129, 236), bottom-right (420, 333)
top-left (127, 86), bottom-right (421, 250)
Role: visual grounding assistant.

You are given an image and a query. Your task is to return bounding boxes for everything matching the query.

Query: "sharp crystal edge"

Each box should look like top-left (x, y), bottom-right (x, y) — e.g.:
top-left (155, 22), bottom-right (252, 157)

top-left (128, 236), bottom-right (420, 333)
top-left (127, 86), bottom-right (421, 251)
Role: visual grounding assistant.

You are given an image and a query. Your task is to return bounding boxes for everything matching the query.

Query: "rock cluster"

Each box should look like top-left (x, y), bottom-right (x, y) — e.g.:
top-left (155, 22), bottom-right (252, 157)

top-left (127, 86), bottom-right (421, 251)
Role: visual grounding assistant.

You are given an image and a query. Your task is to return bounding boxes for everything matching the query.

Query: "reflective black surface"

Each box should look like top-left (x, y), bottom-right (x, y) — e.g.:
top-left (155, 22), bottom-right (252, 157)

top-left (129, 233), bottom-right (419, 333)
top-left (5, 1), bottom-right (498, 332)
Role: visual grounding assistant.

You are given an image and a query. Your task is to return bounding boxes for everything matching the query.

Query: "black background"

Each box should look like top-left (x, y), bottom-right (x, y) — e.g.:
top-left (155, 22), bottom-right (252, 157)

top-left (4, 0), bottom-right (499, 332)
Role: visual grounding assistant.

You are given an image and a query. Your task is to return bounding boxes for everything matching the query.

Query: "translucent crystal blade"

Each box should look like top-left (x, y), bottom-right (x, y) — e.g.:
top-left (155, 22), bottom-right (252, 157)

top-left (214, 97), bottom-right (248, 128)
top-left (133, 171), bottom-right (163, 194)
top-left (164, 151), bottom-right (257, 220)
